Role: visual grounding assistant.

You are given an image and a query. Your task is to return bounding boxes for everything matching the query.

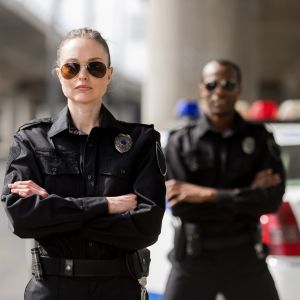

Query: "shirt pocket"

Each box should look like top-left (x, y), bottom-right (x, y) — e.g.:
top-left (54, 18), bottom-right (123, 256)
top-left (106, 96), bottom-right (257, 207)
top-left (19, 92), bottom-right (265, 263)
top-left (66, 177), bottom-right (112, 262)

top-left (36, 150), bottom-right (80, 175)
top-left (97, 161), bottom-right (132, 196)
top-left (35, 149), bottom-right (81, 196)
top-left (181, 149), bottom-right (215, 185)
top-left (182, 150), bottom-right (214, 172)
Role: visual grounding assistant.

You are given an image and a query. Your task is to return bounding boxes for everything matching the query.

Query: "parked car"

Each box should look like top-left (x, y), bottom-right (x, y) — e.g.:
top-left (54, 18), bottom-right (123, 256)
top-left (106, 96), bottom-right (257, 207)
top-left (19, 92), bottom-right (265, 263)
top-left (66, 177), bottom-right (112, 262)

top-left (147, 122), bottom-right (300, 300)
top-left (261, 122), bottom-right (300, 300)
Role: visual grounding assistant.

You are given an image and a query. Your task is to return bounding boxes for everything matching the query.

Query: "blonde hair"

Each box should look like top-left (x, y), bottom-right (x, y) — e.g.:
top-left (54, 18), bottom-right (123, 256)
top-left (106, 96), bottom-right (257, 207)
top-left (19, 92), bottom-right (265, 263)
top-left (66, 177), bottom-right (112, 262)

top-left (56, 27), bottom-right (111, 66)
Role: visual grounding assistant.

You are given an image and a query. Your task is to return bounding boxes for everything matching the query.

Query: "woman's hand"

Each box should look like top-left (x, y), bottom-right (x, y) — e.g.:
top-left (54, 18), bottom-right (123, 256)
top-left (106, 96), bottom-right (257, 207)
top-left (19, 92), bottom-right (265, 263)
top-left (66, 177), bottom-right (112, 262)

top-left (166, 179), bottom-right (217, 207)
top-left (107, 193), bottom-right (138, 214)
top-left (8, 180), bottom-right (49, 198)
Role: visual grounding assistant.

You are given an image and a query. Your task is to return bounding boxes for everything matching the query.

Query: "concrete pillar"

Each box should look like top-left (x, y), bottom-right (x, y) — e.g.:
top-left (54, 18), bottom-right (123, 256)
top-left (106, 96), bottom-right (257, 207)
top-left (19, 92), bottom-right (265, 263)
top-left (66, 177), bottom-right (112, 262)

top-left (0, 98), bottom-right (15, 159)
top-left (142, 0), bottom-right (260, 129)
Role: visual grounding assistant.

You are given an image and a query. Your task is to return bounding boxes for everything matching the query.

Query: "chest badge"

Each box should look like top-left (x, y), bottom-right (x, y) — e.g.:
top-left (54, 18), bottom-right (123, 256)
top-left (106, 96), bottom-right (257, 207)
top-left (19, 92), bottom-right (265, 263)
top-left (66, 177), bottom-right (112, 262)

top-left (242, 137), bottom-right (255, 154)
top-left (114, 133), bottom-right (133, 153)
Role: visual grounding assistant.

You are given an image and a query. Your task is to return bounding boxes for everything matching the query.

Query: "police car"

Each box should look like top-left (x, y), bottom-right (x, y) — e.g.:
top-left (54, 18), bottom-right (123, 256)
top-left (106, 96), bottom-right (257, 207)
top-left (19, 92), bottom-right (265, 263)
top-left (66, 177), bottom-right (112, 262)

top-left (261, 122), bottom-right (300, 300)
top-left (147, 122), bottom-right (300, 300)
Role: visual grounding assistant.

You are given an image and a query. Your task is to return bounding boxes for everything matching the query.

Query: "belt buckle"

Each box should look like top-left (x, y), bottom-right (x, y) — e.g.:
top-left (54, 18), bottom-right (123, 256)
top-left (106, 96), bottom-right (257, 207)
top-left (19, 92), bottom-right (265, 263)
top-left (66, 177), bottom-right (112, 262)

top-left (64, 259), bottom-right (73, 277)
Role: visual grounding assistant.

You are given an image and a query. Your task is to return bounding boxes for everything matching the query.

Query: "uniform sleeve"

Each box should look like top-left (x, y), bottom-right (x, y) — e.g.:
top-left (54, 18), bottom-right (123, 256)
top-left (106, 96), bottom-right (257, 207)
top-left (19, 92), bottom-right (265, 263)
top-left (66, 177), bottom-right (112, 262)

top-left (216, 131), bottom-right (285, 217)
top-left (80, 129), bottom-right (166, 250)
top-left (1, 133), bottom-right (108, 238)
top-left (165, 131), bottom-right (187, 181)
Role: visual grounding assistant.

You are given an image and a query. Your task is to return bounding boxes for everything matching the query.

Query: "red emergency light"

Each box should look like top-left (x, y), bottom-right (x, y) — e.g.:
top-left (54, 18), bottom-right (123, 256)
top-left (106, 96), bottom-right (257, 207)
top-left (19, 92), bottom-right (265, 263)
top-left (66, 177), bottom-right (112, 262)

top-left (248, 100), bottom-right (278, 120)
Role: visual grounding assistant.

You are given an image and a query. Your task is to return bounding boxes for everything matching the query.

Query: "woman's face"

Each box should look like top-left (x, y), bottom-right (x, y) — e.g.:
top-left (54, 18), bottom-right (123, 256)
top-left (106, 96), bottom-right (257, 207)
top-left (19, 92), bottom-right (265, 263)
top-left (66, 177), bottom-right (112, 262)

top-left (57, 37), bottom-right (113, 106)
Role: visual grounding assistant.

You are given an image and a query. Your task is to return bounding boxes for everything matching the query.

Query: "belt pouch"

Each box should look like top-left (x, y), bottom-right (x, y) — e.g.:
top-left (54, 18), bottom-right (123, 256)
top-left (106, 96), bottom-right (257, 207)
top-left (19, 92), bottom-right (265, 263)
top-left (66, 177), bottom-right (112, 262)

top-left (126, 248), bottom-right (151, 280)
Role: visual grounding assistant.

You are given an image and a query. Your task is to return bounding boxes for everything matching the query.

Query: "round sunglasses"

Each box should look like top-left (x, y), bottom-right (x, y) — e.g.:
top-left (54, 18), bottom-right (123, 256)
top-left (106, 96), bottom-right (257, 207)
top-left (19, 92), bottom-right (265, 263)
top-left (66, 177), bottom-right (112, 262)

top-left (204, 80), bottom-right (237, 92)
top-left (60, 61), bottom-right (108, 79)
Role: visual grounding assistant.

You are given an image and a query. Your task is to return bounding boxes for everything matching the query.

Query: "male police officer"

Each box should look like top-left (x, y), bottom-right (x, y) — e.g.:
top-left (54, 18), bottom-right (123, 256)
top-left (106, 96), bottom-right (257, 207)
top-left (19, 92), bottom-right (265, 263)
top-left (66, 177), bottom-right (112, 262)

top-left (164, 60), bottom-right (285, 300)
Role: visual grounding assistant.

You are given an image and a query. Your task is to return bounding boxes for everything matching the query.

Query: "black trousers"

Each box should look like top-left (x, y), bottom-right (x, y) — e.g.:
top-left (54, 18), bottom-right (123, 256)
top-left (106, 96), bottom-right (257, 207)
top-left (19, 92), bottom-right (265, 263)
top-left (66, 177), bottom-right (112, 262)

top-left (24, 275), bottom-right (141, 300)
top-left (164, 244), bottom-right (279, 300)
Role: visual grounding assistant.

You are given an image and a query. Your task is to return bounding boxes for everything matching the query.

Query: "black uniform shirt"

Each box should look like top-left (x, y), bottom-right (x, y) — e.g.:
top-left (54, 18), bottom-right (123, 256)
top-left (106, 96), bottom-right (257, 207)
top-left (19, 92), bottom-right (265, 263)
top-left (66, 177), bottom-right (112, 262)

top-left (166, 113), bottom-right (285, 238)
top-left (2, 105), bottom-right (166, 259)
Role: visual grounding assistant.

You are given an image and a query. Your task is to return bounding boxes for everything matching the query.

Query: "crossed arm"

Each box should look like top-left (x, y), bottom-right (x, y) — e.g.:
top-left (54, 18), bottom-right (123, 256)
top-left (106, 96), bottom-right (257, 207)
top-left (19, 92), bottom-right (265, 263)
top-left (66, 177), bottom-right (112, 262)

top-left (166, 168), bottom-right (282, 207)
top-left (8, 180), bottom-right (137, 214)
top-left (9, 168), bottom-right (281, 210)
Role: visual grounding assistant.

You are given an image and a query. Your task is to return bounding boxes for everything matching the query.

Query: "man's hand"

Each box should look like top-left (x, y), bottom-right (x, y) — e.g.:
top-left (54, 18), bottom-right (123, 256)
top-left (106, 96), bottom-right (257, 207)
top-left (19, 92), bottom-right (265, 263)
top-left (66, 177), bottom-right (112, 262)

top-left (107, 193), bottom-right (138, 214)
top-left (8, 180), bottom-right (49, 198)
top-left (251, 169), bottom-right (281, 189)
top-left (166, 179), bottom-right (217, 207)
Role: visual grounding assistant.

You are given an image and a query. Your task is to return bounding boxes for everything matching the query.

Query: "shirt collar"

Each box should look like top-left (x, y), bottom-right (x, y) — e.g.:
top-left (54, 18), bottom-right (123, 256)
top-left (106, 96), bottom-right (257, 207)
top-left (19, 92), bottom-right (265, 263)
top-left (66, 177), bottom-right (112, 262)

top-left (193, 111), bottom-right (247, 139)
top-left (48, 106), bottom-right (69, 138)
top-left (100, 105), bottom-right (126, 131)
top-left (48, 104), bottom-right (125, 138)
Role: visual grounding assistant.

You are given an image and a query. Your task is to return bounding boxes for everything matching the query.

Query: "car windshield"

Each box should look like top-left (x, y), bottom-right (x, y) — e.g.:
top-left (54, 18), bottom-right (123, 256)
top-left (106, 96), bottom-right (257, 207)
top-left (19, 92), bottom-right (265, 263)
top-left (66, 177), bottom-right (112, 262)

top-left (281, 145), bottom-right (300, 185)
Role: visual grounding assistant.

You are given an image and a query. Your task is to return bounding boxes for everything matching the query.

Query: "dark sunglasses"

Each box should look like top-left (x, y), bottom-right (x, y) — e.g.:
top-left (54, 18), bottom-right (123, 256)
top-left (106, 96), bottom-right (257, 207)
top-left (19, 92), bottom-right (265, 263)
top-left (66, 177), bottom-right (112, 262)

top-left (204, 80), bottom-right (237, 92)
top-left (60, 61), bottom-right (108, 79)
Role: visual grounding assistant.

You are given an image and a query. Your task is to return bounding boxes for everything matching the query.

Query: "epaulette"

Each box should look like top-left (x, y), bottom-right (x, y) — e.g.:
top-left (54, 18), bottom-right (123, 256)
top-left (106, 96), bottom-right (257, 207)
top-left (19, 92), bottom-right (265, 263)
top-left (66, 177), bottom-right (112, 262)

top-left (18, 117), bottom-right (52, 131)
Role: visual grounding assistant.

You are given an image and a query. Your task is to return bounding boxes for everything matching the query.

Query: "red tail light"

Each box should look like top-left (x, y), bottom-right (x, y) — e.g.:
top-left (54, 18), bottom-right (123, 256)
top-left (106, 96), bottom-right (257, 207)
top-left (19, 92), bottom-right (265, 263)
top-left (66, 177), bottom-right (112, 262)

top-left (260, 202), bottom-right (300, 255)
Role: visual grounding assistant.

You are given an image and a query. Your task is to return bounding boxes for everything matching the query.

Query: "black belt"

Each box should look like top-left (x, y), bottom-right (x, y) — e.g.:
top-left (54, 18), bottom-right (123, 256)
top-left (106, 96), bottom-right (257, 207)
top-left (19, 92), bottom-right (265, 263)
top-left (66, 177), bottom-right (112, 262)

top-left (183, 223), bottom-right (255, 250)
top-left (40, 257), bottom-right (130, 277)
top-left (201, 234), bottom-right (254, 249)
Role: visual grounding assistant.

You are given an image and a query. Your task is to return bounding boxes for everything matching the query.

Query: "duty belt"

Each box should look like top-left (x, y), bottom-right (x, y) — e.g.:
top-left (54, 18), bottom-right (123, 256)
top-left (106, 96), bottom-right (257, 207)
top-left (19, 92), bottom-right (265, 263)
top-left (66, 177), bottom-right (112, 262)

top-left (183, 222), bottom-right (255, 249)
top-left (39, 256), bottom-right (130, 277)
top-left (199, 234), bottom-right (254, 249)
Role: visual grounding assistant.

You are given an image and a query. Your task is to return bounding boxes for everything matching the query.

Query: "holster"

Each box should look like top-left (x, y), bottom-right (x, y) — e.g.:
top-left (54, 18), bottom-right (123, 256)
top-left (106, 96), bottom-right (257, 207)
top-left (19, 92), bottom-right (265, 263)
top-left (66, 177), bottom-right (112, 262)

top-left (126, 248), bottom-right (151, 280)
top-left (172, 222), bottom-right (186, 261)
top-left (172, 221), bottom-right (202, 261)
top-left (253, 223), bottom-right (269, 259)
top-left (184, 223), bottom-right (202, 257)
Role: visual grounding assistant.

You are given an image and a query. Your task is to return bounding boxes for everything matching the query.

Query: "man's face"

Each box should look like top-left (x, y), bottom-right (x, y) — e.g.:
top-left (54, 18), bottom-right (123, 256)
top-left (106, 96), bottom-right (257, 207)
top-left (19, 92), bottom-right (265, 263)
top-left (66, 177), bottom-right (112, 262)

top-left (199, 62), bottom-right (241, 118)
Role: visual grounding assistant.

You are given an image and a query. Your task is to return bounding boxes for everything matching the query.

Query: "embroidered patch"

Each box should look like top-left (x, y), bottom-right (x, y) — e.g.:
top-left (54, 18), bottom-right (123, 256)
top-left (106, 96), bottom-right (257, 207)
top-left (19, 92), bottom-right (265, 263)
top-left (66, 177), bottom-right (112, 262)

top-left (156, 142), bottom-right (167, 176)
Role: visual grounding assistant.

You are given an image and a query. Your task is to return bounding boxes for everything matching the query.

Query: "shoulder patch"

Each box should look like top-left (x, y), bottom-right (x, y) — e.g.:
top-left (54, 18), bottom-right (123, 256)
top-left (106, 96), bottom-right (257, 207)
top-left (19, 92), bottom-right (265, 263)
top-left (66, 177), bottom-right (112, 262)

top-left (156, 142), bottom-right (167, 176)
top-left (18, 118), bottom-right (52, 131)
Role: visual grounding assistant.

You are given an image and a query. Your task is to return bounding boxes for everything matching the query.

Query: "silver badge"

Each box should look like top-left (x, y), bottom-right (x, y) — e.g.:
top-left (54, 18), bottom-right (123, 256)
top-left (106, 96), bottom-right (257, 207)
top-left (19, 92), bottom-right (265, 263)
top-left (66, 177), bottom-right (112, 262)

top-left (242, 137), bottom-right (255, 154)
top-left (114, 133), bottom-right (133, 153)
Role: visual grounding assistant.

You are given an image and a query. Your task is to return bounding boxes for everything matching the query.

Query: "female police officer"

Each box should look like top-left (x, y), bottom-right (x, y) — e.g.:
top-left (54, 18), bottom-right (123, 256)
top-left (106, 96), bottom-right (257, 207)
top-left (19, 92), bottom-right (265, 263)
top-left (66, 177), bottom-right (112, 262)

top-left (1, 28), bottom-right (166, 300)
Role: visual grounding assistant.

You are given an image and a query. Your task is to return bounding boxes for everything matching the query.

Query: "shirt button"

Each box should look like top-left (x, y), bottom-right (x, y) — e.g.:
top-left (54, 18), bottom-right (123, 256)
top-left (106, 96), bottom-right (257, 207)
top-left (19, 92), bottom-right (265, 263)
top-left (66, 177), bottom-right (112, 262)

top-left (87, 175), bottom-right (92, 180)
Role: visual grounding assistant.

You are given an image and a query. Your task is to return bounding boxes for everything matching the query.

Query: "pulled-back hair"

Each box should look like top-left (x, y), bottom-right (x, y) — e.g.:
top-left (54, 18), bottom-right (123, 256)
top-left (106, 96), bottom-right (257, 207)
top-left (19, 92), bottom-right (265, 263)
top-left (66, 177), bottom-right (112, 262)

top-left (56, 27), bottom-right (111, 66)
